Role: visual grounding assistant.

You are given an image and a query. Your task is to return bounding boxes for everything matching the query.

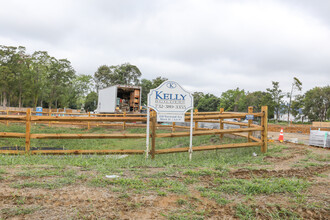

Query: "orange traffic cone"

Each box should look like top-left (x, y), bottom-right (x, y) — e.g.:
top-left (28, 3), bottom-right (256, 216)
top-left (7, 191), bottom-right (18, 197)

top-left (278, 128), bottom-right (284, 142)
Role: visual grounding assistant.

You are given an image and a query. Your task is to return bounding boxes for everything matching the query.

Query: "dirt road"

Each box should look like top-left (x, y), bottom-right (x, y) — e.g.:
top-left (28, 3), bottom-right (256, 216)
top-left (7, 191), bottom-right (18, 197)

top-left (268, 131), bottom-right (310, 145)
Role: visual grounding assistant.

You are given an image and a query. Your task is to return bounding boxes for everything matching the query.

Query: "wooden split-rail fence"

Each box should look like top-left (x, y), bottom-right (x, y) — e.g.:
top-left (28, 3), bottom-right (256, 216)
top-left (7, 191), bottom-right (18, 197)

top-left (0, 106), bottom-right (268, 158)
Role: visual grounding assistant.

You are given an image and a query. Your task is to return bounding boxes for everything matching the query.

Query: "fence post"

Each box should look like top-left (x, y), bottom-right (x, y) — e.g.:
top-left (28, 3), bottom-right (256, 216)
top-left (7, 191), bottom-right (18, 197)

top-left (194, 109), bottom-right (198, 131)
top-left (172, 122), bottom-right (175, 133)
top-left (219, 108), bottom-right (224, 139)
top-left (248, 106), bottom-right (253, 142)
top-left (6, 110), bottom-right (9, 126)
top-left (151, 111), bottom-right (156, 159)
top-left (123, 111), bottom-right (126, 130)
top-left (48, 110), bottom-right (51, 127)
top-left (261, 106), bottom-right (268, 153)
top-left (25, 108), bottom-right (31, 154)
top-left (88, 112), bottom-right (91, 130)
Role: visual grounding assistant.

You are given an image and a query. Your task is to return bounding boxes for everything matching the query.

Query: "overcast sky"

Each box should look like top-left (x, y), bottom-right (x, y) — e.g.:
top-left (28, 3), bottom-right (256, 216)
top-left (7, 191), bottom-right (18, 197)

top-left (0, 0), bottom-right (329, 96)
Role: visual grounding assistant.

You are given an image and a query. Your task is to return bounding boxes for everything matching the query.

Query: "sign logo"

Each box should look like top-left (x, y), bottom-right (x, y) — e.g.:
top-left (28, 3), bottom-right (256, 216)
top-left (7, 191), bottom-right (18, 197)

top-left (166, 82), bottom-right (177, 89)
top-left (148, 80), bottom-right (193, 122)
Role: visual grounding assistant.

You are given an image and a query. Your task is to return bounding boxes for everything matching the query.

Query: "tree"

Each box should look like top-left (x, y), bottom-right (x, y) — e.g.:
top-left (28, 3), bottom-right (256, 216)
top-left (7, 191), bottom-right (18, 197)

top-left (1, 46), bottom-right (31, 108)
top-left (112, 63), bottom-right (141, 85)
top-left (303, 86), bottom-right (330, 121)
top-left (197, 93), bottom-right (220, 112)
top-left (0, 66), bottom-right (15, 107)
top-left (219, 88), bottom-right (246, 112)
top-left (0, 45), bottom-right (21, 107)
top-left (94, 63), bottom-right (142, 91)
top-left (29, 51), bottom-right (51, 107)
top-left (287, 77), bottom-right (302, 123)
top-left (15, 48), bottom-right (31, 108)
top-left (245, 91), bottom-right (274, 118)
top-left (140, 76), bottom-right (167, 105)
top-left (47, 58), bottom-right (75, 108)
top-left (66, 74), bottom-right (93, 109)
top-left (94, 65), bottom-right (111, 92)
top-left (266, 81), bottom-right (284, 122)
top-left (291, 94), bottom-right (305, 122)
top-left (0, 44), bottom-right (83, 109)
top-left (192, 92), bottom-right (205, 108)
top-left (84, 92), bottom-right (98, 112)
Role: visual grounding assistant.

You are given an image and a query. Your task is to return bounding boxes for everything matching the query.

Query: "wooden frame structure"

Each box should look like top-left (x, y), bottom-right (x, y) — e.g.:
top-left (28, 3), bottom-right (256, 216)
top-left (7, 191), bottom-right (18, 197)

top-left (0, 106), bottom-right (268, 157)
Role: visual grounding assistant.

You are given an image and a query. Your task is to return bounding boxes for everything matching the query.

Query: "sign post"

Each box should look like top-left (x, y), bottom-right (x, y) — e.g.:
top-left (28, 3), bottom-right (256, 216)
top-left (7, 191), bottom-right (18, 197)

top-left (146, 81), bottom-right (194, 160)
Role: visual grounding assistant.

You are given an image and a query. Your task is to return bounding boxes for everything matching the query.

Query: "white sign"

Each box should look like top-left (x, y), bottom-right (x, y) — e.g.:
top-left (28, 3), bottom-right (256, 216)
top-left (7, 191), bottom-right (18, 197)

top-left (146, 80), bottom-right (194, 160)
top-left (148, 81), bottom-right (193, 116)
top-left (157, 112), bottom-right (185, 122)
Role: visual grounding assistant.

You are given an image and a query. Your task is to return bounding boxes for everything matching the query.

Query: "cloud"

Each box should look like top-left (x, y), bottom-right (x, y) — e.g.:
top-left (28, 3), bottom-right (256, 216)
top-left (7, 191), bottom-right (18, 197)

top-left (0, 0), bottom-right (329, 95)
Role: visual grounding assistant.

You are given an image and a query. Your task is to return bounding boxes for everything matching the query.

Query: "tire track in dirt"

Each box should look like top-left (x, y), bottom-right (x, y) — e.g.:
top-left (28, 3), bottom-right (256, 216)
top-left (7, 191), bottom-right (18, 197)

top-left (0, 186), bottom-right (163, 219)
top-left (230, 165), bottom-right (330, 179)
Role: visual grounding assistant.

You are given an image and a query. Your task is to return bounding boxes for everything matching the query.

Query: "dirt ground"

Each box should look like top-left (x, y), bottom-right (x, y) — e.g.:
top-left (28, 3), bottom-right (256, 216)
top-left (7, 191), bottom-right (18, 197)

top-left (268, 124), bottom-right (330, 134)
top-left (268, 131), bottom-right (311, 145)
top-left (0, 143), bottom-right (329, 219)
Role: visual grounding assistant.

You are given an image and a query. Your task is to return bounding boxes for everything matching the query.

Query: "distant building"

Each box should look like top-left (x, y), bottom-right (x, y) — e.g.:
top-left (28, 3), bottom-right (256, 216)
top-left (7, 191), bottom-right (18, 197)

top-left (274, 108), bottom-right (308, 122)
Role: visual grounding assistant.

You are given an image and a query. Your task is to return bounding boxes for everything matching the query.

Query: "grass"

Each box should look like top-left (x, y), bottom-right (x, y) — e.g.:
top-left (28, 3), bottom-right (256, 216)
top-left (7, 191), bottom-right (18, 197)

top-left (0, 123), bottom-right (257, 152)
top-left (305, 152), bottom-right (330, 162)
top-left (176, 198), bottom-right (187, 206)
top-left (183, 168), bottom-right (228, 177)
top-left (16, 168), bottom-right (76, 178)
top-left (0, 206), bottom-right (39, 217)
top-left (157, 190), bottom-right (167, 196)
top-left (264, 144), bottom-right (288, 155)
top-left (200, 190), bottom-right (230, 205)
top-left (11, 177), bottom-right (75, 189)
top-left (166, 180), bottom-right (188, 194)
top-left (0, 124), bottom-right (272, 171)
top-left (0, 123), bottom-right (327, 219)
top-left (235, 203), bottom-right (255, 219)
top-left (213, 177), bottom-right (309, 195)
top-left (0, 123), bottom-right (147, 150)
top-left (88, 175), bottom-right (189, 195)
top-left (161, 200), bottom-right (208, 220)
top-left (0, 143), bottom-right (268, 169)
top-left (235, 203), bottom-right (302, 220)
top-left (291, 150), bottom-right (330, 168)
top-left (0, 168), bottom-right (5, 180)
top-left (196, 176), bottom-right (310, 206)
top-left (89, 176), bottom-right (146, 190)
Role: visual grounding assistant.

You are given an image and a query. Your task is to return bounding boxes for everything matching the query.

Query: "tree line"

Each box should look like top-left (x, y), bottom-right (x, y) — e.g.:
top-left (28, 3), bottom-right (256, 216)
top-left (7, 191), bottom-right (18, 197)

top-left (194, 81), bottom-right (329, 122)
top-left (1, 45), bottom-right (329, 121)
top-left (0, 45), bottom-right (92, 109)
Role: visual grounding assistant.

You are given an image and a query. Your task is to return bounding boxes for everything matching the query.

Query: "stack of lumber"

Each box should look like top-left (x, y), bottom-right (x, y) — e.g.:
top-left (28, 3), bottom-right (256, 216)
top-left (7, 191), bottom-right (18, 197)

top-left (309, 130), bottom-right (330, 148)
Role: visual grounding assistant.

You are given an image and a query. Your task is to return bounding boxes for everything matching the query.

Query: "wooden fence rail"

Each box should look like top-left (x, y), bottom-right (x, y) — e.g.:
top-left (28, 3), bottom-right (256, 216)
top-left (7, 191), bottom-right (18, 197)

top-left (0, 106), bottom-right (268, 157)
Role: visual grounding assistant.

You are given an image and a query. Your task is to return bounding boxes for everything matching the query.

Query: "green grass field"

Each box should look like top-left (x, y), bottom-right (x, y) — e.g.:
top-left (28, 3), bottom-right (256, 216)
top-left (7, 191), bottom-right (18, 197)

top-left (0, 122), bottom-right (249, 151)
top-left (0, 123), bottom-right (329, 219)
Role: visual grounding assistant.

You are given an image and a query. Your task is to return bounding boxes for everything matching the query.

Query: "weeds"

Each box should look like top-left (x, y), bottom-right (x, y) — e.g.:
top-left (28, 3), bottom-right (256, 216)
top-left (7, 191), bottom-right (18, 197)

top-left (176, 198), bottom-right (187, 206)
top-left (11, 177), bottom-right (75, 189)
top-left (16, 168), bottom-right (76, 178)
top-left (157, 190), bottom-right (167, 196)
top-left (183, 169), bottom-right (227, 177)
top-left (213, 177), bottom-right (310, 195)
top-left (199, 190), bottom-right (230, 205)
top-left (0, 206), bottom-right (39, 217)
top-left (235, 203), bottom-right (255, 220)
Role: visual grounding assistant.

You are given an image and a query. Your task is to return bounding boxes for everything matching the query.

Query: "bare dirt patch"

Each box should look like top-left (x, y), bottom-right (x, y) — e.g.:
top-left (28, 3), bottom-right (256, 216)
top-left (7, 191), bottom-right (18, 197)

top-left (230, 165), bottom-right (330, 179)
